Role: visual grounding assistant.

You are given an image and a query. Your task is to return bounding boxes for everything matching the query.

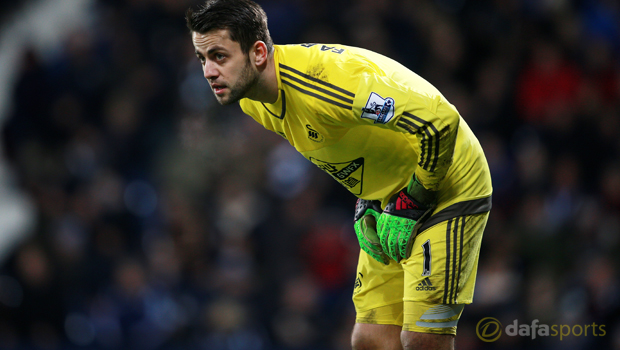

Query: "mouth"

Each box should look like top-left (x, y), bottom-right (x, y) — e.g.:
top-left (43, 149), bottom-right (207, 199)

top-left (211, 83), bottom-right (226, 95)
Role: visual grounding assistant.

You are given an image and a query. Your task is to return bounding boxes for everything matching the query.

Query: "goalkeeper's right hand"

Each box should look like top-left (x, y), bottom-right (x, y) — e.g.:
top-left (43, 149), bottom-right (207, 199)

top-left (354, 199), bottom-right (389, 265)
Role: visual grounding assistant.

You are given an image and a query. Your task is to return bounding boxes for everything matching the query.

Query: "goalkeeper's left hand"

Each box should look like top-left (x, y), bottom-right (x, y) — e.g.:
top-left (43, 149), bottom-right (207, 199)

top-left (354, 199), bottom-right (389, 265)
top-left (377, 176), bottom-right (436, 262)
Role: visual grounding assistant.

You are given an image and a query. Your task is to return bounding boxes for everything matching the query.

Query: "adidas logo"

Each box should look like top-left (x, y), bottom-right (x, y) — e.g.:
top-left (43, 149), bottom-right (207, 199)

top-left (396, 192), bottom-right (418, 210)
top-left (416, 277), bottom-right (437, 291)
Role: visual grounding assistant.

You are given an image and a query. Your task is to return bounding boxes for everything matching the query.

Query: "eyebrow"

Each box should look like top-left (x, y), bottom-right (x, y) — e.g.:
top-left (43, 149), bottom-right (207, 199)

top-left (195, 45), bottom-right (226, 56)
top-left (207, 46), bottom-right (226, 55)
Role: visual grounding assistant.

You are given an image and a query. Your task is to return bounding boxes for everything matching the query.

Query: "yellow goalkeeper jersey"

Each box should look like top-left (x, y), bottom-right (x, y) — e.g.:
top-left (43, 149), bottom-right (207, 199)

top-left (240, 44), bottom-right (492, 217)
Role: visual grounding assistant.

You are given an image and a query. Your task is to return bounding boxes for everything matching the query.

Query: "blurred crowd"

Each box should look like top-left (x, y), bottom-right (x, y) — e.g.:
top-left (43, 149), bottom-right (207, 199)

top-left (1, 0), bottom-right (619, 349)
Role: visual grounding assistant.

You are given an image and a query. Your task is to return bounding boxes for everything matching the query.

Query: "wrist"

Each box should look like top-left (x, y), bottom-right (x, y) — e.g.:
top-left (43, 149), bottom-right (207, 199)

top-left (406, 174), bottom-right (438, 206)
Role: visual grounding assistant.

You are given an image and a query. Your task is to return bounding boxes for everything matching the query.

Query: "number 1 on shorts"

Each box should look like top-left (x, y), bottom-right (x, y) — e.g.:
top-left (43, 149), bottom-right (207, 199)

top-left (422, 240), bottom-right (431, 276)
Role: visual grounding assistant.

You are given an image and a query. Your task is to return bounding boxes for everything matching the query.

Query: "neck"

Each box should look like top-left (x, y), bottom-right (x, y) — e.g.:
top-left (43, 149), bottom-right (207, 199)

top-left (246, 50), bottom-right (279, 104)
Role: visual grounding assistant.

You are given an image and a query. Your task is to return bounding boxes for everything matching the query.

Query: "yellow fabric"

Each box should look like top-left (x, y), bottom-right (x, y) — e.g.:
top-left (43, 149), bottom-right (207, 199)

top-left (352, 212), bottom-right (489, 334)
top-left (352, 251), bottom-right (404, 312)
top-left (355, 303), bottom-right (404, 326)
top-left (353, 301), bottom-right (464, 336)
top-left (239, 44), bottom-right (492, 210)
top-left (239, 43), bottom-right (493, 335)
top-left (402, 212), bottom-right (488, 305)
top-left (402, 301), bottom-right (463, 335)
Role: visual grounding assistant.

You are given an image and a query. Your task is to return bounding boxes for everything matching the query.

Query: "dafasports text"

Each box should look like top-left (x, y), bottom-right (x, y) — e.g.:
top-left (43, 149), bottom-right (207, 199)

top-left (476, 318), bottom-right (607, 342)
top-left (504, 319), bottom-right (605, 341)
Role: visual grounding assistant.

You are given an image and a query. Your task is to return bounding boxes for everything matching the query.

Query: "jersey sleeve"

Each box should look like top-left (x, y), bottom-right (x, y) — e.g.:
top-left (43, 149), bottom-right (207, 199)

top-left (350, 72), bottom-right (460, 191)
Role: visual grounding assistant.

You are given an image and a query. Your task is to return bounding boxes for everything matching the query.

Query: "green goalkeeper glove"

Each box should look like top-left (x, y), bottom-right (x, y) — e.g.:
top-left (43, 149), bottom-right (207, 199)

top-left (354, 199), bottom-right (389, 265)
top-left (377, 175), bottom-right (437, 262)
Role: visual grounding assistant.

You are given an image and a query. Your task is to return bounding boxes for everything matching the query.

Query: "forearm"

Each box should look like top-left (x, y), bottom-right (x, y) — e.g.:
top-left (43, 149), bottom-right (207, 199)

top-left (411, 101), bottom-right (460, 192)
top-left (407, 174), bottom-right (438, 206)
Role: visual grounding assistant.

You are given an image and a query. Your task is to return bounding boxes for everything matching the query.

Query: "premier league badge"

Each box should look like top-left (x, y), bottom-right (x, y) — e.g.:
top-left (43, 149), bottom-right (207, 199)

top-left (361, 92), bottom-right (395, 124)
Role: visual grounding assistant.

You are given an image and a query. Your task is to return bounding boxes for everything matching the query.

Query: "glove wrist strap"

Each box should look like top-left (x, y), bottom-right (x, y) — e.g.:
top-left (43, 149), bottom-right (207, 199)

top-left (407, 174), bottom-right (438, 207)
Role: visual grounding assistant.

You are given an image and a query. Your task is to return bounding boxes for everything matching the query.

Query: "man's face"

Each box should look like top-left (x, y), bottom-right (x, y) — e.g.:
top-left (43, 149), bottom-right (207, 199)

top-left (192, 29), bottom-right (259, 105)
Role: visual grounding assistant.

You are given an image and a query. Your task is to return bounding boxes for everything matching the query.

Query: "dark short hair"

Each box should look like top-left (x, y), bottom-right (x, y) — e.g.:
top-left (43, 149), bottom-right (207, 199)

top-left (186, 0), bottom-right (274, 54)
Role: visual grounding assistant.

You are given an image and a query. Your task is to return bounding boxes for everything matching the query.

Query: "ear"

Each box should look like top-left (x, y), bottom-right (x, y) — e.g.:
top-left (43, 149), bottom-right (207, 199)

top-left (251, 41), bottom-right (269, 67)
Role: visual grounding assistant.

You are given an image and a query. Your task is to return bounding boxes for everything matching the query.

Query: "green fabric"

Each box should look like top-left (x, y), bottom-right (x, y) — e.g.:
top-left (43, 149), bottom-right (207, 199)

top-left (354, 209), bottom-right (389, 265)
top-left (377, 213), bottom-right (417, 262)
top-left (377, 176), bottom-right (437, 262)
top-left (357, 174), bottom-right (437, 263)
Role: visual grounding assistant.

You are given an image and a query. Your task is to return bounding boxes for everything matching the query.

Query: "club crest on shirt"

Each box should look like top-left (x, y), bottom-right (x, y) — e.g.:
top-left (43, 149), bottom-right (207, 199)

top-left (306, 124), bottom-right (324, 143)
top-left (361, 92), bottom-right (395, 124)
top-left (309, 157), bottom-right (365, 195)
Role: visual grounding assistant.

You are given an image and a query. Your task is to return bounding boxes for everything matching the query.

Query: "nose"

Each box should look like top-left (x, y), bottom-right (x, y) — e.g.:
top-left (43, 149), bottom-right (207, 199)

top-left (202, 61), bottom-right (219, 80)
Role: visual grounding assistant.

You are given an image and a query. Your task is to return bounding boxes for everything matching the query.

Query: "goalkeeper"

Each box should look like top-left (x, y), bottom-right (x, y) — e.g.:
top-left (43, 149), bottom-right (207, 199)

top-left (186, 1), bottom-right (492, 349)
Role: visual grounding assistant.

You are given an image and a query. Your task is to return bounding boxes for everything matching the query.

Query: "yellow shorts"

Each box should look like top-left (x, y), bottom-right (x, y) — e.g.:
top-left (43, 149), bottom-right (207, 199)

top-left (352, 211), bottom-right (489, 335)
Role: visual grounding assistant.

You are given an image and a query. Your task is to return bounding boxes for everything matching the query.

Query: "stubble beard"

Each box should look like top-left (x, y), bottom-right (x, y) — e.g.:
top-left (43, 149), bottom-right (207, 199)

top-left (216, 58), bottom-right (259, 105)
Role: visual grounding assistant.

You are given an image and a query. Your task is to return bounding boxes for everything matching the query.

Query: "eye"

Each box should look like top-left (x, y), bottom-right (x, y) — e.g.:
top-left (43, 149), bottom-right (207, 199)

top-left (215, 53), bottom-right (225, 61)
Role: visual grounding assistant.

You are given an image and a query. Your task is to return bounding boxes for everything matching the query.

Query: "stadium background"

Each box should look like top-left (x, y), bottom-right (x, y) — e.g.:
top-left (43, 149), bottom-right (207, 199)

top-left (0, 0), bottom-right (619, 349)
